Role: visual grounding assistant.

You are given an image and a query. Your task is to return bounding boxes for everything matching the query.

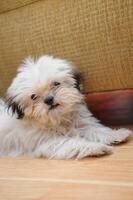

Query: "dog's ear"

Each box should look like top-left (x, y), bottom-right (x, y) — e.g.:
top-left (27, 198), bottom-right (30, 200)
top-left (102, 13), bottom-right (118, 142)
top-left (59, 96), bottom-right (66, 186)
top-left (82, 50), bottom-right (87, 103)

top-left (72, 68), bottom-right (82, 91)
top-left (6, 97), bottom-right (24, 119)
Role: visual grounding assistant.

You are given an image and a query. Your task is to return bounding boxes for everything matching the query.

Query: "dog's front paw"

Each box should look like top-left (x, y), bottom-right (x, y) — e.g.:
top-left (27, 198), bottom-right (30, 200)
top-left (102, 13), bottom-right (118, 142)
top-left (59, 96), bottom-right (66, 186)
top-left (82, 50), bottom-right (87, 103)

top-left (104, 128), bottom-right (132, 145)
top-left (77, 143), bottom-right (113, 159)
top-left (50, 142), bottom-right (113, 159)
top-left (34, 138), bottom-right (113, 160)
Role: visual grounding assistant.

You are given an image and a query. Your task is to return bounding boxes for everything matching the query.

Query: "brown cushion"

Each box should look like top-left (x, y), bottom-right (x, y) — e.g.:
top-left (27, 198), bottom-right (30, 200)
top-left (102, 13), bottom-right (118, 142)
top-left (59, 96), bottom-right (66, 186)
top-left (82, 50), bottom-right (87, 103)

top-left (0, 0), bottom-right (132, 96)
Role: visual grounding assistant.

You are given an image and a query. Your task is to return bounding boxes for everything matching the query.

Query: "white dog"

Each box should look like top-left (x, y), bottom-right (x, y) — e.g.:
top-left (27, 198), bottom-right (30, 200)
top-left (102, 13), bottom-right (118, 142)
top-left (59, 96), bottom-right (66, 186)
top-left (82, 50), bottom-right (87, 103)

top-left (0, 55), bottom-right (132, 159)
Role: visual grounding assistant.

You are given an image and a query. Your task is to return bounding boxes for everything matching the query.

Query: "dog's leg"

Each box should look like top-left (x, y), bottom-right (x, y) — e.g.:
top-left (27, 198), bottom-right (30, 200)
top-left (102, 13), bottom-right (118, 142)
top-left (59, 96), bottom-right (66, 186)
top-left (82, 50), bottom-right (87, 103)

top-left (34, 136), bottom-right (112, 159)
top-left (77, 106), bottom-right (132, 145)
top-left (82, 125), bottom-right (132, 145)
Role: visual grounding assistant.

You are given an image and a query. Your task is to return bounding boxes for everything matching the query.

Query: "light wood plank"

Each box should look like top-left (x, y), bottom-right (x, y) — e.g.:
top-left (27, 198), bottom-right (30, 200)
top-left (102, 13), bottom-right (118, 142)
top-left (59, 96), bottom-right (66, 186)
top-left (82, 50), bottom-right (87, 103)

top-left (1, 180), bottom-right (133, 200)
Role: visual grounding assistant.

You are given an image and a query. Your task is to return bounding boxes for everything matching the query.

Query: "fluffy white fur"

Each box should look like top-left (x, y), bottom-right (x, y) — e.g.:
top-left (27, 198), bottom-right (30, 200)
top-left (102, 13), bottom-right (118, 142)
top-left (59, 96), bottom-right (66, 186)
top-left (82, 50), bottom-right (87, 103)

top-left (0, 55), bottom-right (132, 159)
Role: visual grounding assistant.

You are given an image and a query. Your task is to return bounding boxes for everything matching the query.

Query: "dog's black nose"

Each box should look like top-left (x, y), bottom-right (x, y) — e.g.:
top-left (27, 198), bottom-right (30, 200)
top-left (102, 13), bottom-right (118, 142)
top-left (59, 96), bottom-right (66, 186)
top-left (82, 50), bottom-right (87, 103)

top-left (44, 95), bottom-right (54, 105)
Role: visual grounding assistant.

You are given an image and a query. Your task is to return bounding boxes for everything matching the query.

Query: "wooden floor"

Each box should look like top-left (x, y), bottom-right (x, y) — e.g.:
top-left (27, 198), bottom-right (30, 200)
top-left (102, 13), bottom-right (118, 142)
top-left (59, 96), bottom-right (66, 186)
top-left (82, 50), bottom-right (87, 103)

top-left (0, 127), bottom-right (133, 200)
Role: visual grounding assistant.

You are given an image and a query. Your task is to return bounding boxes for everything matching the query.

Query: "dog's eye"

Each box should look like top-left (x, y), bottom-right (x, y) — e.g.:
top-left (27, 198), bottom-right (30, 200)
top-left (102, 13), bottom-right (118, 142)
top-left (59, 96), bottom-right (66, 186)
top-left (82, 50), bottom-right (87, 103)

top-left (31, 94), bottom-right (38, 100)
top-left (53, 81), bottom-right (60, 86)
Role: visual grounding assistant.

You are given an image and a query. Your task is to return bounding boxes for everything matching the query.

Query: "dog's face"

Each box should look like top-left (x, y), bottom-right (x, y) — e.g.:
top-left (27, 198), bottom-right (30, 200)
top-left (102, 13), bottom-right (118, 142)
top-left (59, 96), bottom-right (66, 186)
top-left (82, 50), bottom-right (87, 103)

top-left (7, 56), bottom-right (83, 126)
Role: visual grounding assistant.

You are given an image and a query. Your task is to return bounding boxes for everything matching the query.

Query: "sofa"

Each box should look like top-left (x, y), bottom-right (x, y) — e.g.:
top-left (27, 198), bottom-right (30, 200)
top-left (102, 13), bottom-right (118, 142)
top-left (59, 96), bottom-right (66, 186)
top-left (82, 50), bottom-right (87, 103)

top-left (0, 0), bottom-right (132, 125)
